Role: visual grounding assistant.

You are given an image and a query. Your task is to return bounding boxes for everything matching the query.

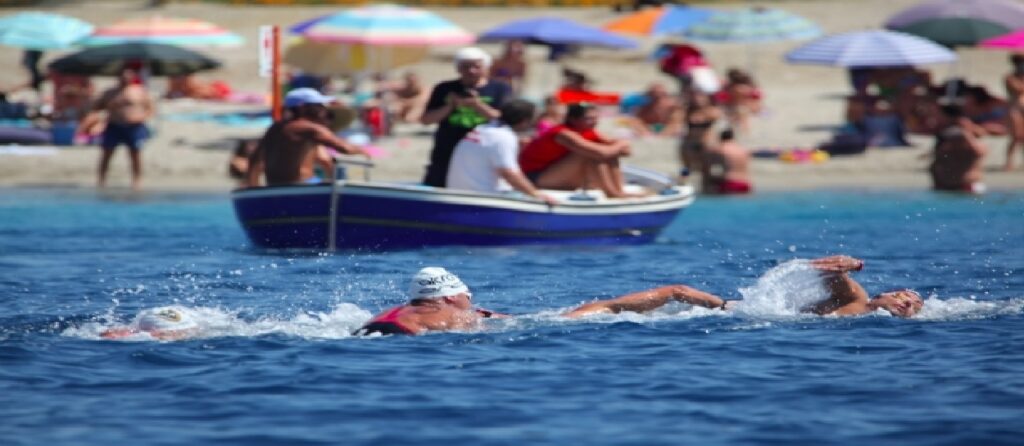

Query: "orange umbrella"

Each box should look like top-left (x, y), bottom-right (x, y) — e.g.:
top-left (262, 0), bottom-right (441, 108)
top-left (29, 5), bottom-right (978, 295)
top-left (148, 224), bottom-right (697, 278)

top-left (604, 5), bottom-right (715, 37)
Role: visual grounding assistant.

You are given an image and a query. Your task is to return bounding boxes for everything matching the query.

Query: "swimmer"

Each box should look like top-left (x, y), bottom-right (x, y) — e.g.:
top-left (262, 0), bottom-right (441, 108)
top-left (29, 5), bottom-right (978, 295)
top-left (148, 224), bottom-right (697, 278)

top-left (353, 267), bottom-right (508, 336)
top-left (565, 255), bottom-right (923, 319)
top-left (100, 306), bottom-right (200, 340)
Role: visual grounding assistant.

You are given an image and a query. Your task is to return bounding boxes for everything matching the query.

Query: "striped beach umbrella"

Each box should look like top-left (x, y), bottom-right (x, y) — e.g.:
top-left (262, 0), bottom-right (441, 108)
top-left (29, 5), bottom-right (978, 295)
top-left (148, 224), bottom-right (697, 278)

top-left (682, 7), bottom-right (821, 43)
top-left (603, 5), bottom-right (716, 37)
top-left (786, 30), bottom-right (957, 67)
top-left (290, 4), bottom-right (473, 46)
top-left (0, 12), bottom-right (93, 50)
top-left (81, 16), bottom-right (243, 48)
top-left (284, 39), bottom-right (428, 75)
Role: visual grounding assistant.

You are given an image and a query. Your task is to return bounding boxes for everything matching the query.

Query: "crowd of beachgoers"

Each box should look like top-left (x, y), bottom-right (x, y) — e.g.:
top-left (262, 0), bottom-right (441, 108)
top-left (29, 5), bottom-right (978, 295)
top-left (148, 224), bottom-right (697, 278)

top-left (0, 0), bottom-right (1022, 193)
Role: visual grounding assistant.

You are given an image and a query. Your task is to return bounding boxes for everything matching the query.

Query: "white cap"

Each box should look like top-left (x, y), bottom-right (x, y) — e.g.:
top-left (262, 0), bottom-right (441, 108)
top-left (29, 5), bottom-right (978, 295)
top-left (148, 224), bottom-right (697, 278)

top-left (136, 306), bottom-right (198, 332)
top-left (408, 267), bottom-right (469, 300)
top-left (454, 47), bottom-right (492, 68)
top-left (284, 87), bottom-right (334, 107)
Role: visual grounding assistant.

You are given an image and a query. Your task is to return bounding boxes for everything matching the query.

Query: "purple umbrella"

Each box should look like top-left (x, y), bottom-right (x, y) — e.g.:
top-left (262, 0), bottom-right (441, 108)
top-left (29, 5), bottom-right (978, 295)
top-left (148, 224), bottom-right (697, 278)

top-left (477, 17), bottom-right (636, 49)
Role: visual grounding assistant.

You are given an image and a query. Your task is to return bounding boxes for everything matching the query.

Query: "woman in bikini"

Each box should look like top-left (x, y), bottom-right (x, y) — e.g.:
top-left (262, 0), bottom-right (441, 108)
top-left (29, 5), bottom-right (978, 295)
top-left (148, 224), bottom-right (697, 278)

top-left (1003, 54), bottom-right (1024, 170)
top-left (679, 91), bottom-right (721, 172)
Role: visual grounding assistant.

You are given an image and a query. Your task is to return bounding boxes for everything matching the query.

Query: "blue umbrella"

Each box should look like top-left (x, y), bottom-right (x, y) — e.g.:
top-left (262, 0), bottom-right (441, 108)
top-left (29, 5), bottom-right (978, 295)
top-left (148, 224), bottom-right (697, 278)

top-left (786, 30), bottom-right (957, 67)
top-left (0, 12), bottom-right (93, 50)
top-left (478, 17), bottom-right (636, 49)
top-left (683, 7), bottom-right (821, 43)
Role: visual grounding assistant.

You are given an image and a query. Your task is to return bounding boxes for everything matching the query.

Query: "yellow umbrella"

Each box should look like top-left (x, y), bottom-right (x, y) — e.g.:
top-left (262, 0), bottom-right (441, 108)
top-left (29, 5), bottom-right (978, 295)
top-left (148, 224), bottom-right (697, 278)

top-left (283, 39), bottom-right (428, 76)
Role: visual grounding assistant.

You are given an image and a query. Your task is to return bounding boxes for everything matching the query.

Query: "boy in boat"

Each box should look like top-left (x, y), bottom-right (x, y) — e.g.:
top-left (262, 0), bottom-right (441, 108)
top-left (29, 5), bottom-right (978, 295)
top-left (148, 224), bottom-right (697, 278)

top-left (246, 88), bottom-right (368, 187)
top-left (446, 99), bottom-right (557, 204)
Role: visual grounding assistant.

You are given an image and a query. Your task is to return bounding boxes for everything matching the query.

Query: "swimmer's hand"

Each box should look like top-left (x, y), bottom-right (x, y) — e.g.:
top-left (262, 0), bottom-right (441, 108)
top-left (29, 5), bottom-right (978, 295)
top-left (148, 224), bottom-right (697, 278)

top-left (476, 308), bottom-right (512, 319)
top-left (810, 255), bottom-right (864, 273)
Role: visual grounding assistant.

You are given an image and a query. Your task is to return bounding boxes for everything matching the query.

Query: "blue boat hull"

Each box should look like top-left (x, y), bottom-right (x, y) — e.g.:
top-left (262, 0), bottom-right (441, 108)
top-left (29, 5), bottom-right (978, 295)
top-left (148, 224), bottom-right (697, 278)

top-left (232, 182), bottom-right (694, 250)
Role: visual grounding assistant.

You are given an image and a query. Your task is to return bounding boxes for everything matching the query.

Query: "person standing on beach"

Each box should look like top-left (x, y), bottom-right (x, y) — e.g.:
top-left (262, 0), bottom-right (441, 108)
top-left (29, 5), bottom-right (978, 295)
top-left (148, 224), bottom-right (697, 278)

top-left (930, 106), bottom-right (987, 194)
top-left (1003, 54), bottom-right (1024, 170)
top-left (419, 47), bottom-right (512, 187)
top-left (93, 66), bottom-right (153, 191)
top-left (701, 129), bottom-right (752, 195)
top-left (245, 88), bottom-right (367, 187)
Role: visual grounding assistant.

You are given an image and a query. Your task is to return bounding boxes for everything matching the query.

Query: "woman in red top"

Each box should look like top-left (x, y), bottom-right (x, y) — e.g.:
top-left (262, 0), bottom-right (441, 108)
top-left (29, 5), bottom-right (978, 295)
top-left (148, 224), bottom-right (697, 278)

top-left (518, 103), bottom-right (638, 198)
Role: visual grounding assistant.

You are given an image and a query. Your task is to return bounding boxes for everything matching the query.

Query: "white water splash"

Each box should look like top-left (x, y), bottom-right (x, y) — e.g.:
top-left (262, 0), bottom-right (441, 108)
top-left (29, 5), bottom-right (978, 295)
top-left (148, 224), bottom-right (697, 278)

top-left (63, 303), bottom-right (373, 341)
top-left (732, 259), bottom-right (829, 318)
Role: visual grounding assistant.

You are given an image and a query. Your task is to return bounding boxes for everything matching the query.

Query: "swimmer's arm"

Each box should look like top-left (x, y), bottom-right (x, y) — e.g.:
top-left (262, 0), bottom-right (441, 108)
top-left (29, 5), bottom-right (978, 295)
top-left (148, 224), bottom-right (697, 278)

top-left (810, 256), bottom-right (864, 273)
top-left (476, 308), bottom-right (512, 319)
top-left (563, 285), bottom-right (726, 318)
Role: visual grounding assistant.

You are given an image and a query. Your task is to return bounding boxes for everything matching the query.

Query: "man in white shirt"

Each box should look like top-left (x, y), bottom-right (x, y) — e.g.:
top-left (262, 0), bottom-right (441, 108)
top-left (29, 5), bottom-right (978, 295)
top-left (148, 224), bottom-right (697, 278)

top-left (447, 99), bottom-right (557, 204)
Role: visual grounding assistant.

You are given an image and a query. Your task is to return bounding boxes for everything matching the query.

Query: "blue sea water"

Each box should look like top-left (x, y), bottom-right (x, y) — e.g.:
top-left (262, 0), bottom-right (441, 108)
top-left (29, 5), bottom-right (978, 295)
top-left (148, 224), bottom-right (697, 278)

top-left (1, 189), bottom-right (1022, 445)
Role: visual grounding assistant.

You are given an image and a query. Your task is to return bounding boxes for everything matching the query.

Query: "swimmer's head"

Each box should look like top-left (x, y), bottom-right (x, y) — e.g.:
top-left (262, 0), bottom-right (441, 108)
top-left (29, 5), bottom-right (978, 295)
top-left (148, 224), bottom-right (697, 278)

top-left (870, 290), bottom-right (923, 318)
top-left (408, 267), bottom-right (471, 308)
top-left (136, 306), bottom-right (198, 332)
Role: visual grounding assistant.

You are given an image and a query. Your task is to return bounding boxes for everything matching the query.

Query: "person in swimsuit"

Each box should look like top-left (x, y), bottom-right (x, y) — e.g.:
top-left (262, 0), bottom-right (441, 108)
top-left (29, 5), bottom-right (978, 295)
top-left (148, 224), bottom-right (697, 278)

top-left (101, 306), bottom-right (200, 341)
top-left (701, 129), bottom-right (752, 195)
top-left (565, 255), bottom-right (923, 319)
top-left (246, 88), bottom-right (368, 187)
top-left (92, 67), bottom-right (154, 191)
top-left (629, 82), bottom-right (683, 137)
top-left (354, 267), bottom-right (508, 336)
top-left (680, 91), bottom-right (721, 172)
top-left (489, 40), bottom-right (527, 95)
top-left (1004, 54), bottom-right (1024, 170)
top-left (930, 106), bottom-right (988, 194)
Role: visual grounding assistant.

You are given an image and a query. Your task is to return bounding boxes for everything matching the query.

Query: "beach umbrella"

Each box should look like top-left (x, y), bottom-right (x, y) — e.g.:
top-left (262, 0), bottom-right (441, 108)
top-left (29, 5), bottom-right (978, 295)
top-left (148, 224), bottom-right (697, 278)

top-left (0, 12), bottom-right (93, 50)
top-left (682, 7), bottom-right (821, 43)
top-left (48, 42), bottom-right (220, 77)
top-left (785, 30), bottom-right (957, 67)
top-left (290, 4), bottom-right (473, 46)
top-left (980, 29), bottom-right (1024, 49)
top-left (478, 17), bottom-right (636, 49)
top-left (885, 0), bottom-right (1024, 47)
top-left (283, 39), bottom-right (428, 76)
top-left (603, 5), bottom-right (716, 37)
top-left (80, 16), bottom-right (243, 48)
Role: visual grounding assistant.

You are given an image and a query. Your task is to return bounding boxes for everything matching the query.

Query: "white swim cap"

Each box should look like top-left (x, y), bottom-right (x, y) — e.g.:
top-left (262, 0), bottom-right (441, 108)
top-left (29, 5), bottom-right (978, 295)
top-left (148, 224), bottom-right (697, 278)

top-left (136, 306), bottom-right (198, 332)
top-left (408, 267), bottom-right (469, 300)
top-left (454, 47), bottom-right (492, 68)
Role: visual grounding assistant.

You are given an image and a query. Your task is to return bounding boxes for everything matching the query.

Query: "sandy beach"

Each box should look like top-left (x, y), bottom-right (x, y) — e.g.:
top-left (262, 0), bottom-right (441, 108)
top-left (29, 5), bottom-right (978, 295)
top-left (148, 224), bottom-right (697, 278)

top-left (1, 0), bottom-right (1022, 192)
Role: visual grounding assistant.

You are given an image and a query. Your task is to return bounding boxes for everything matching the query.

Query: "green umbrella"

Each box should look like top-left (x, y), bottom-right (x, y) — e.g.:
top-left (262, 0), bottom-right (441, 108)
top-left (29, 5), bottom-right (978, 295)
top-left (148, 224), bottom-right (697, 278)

top-left (48, 42), bottom-right (220, 76)
top-left (892, 17), bottom-right (1010, 47)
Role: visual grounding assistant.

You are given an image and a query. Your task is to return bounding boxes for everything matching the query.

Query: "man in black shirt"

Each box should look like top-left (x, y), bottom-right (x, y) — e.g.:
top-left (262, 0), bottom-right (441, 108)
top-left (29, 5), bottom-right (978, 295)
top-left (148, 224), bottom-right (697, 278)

top-left (419, 47), bottom-right (512, 187)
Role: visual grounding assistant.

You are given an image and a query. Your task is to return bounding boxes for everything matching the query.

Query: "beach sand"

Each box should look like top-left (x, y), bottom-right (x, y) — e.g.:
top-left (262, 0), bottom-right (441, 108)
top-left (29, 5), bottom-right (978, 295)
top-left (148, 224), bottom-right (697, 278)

top-left (0, 0), bottom-right (1022, 192)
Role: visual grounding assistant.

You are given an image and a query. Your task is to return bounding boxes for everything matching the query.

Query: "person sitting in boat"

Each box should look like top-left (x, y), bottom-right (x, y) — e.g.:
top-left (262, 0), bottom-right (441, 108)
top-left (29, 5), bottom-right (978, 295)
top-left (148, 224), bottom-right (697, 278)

top-left (564, 255), bottom-right (923, 319)
top-left (100, 306), bottom-right (200, 341)
top-left (446, 99), bottom-right (557, 205)
top-left (701, 129), bottom-right (752, 195)
top-left (353, 267), bottom-right (509, 336)
top-left (518, 102), bottom-right (642, 199)
top-left (245, 88), bottom-right (368, 187)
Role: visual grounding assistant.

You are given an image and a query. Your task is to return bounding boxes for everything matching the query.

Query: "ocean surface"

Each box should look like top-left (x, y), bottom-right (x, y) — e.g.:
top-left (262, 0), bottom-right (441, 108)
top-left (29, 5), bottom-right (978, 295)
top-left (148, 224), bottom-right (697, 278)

top-left (1, 189), bottom-right (1022, 445)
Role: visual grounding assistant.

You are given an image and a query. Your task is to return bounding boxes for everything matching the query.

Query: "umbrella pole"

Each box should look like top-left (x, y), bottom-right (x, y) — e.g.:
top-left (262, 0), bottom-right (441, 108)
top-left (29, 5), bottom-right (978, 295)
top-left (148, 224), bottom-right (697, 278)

top-left (271, 26), bottom-right (282, 122)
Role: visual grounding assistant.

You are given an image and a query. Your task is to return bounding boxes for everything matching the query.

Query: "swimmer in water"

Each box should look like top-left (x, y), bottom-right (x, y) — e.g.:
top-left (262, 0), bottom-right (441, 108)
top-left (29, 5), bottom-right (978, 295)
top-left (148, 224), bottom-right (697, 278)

top-left (100, 306), bottom-right (200, 340)
top-left (565, 255), bottom-right (923, 318)
top-left (353, 267), bottom-right (508, 336)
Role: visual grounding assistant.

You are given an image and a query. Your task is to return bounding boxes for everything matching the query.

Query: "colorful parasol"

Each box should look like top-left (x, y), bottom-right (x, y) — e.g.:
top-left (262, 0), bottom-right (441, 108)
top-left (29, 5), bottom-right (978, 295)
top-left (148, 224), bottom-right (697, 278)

top-left (785, 30), bottom-right (957, 67)
top-left (48, 42), bottom-right (220, 77)
top-left (682, 7), bottom-right (821, 43)
top-left (80, 16), bottom-right (243, 48)
top-left (0, 12), bottom-right (93, 50)
top-left (290, 4), bottom-right (473, 46)
top-left (980, 30), bottom-right (1024, 49)
top-left (283, 39), bottom-right (428, 76)
top-left (885, 0), bottom-right (1024, 47)
top-left (603, 5), bottom-right (715, 37)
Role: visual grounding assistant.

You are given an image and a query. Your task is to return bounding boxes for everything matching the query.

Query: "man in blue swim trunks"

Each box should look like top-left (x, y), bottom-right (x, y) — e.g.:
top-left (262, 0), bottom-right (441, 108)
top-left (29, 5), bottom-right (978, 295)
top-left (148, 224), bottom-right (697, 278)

top-left (246, 88), bottom-right (368, 187)
top-left (94, 67), bottom-right (153, 190)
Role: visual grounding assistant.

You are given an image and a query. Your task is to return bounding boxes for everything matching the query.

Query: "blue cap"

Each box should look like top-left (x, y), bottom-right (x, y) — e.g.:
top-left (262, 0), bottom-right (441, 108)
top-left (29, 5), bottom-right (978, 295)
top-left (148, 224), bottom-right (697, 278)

top-left (284, 88), bottom-right (334, 107)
